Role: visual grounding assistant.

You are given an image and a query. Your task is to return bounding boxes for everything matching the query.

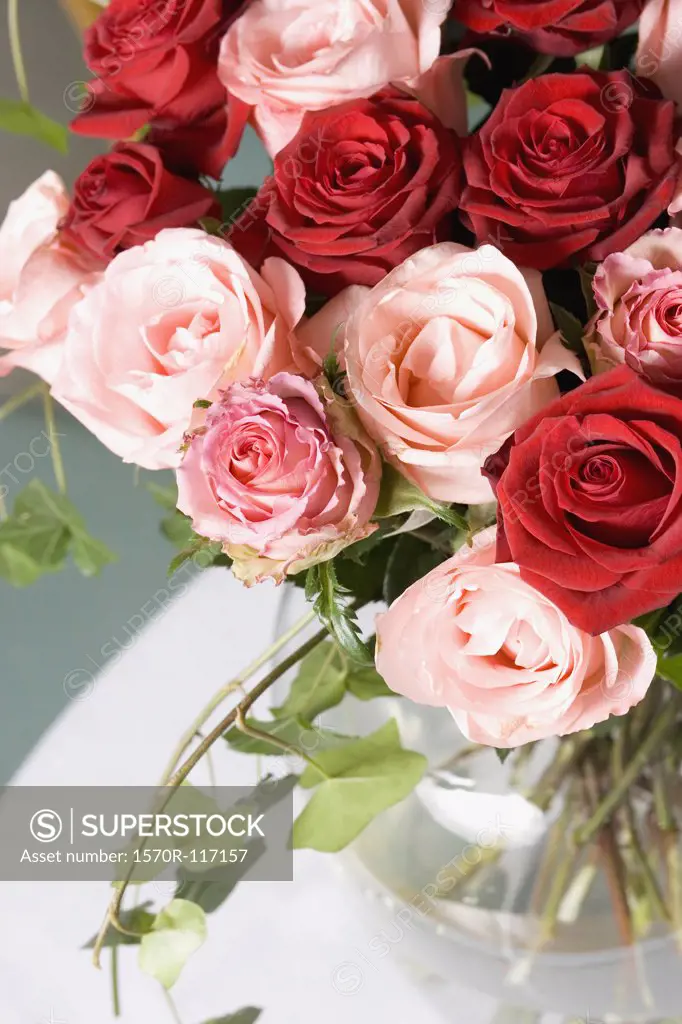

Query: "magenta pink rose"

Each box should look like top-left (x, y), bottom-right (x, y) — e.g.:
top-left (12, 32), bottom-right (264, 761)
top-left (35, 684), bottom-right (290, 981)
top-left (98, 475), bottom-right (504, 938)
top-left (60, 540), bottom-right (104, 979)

top-left (218, 0), bottom-right (448, 156)
top-left (376, 528), bottom-right (656, 748)
top-left (177, 372), bottom-right (381, 583)
top-left (0, 171), bottom-right (100, 384)
top-left (585, 227), bottom-right (682, 394)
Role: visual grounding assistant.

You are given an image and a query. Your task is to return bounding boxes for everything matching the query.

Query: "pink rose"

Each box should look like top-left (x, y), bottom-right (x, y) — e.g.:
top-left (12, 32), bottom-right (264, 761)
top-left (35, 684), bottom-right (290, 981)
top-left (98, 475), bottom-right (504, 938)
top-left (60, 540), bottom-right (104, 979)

top-left (177, 372), bottom-right (381, 583)
top-left (218, 0), bottom-right (449, 156)
top-left (51, 228), bottom-right (306, 470)
top-left (636, 0), bottom-right (682, 111)
top-left (0, 171), bottom-right (100, 384)
top-left (343, 242), bottom-right (582, 504)
top-left (585, 227), bottom-right (682, 393)
top-left (376, 528), bottom-right (656, 748)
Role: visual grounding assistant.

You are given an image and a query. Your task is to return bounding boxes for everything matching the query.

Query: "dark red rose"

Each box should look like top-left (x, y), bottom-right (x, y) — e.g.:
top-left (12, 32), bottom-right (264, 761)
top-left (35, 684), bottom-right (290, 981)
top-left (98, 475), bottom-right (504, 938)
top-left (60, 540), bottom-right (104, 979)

top-left (461, 70), bottom-right (680, 271)
top-left (70, 0), bottom-right (248, 174)
top-left (229, 88), bottom-right (463, 296)
top-left (146, 97), bottom-right (249, 180)
top-left (452, 0), bottom-right (645, 56)
top-left (483, 365), bottom-right (682, 634)
top-left (61, 142), bottom-right (220, 262)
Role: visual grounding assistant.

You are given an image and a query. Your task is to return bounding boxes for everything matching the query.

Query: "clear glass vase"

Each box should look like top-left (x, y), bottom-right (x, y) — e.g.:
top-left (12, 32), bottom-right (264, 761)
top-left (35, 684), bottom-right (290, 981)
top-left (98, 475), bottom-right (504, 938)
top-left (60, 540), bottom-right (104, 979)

top-left (275, 588), bottom-right (682, 1022)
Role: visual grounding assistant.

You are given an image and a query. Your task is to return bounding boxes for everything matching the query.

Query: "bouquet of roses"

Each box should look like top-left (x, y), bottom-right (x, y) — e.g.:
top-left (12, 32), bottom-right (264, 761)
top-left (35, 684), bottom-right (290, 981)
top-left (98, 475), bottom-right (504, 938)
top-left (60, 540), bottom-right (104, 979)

top-left (5, 0), bottom-right (682, 1013)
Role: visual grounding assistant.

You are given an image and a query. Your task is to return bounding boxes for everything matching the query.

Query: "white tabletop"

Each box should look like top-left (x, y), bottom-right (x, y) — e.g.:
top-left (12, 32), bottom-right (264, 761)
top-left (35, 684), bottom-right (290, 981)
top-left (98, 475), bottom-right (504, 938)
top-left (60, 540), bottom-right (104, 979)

top-left (0, 568), bottom-right (503, 1024)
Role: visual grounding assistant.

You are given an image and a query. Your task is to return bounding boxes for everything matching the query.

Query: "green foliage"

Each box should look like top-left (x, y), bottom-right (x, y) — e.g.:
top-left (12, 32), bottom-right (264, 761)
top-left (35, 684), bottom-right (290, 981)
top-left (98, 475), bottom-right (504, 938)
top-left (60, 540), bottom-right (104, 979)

top-left (656, 654), bottom-right (682, 692)
top-left (271, 641), bottom-right (394, 724)
top-left (138, 899), bottom-right (207, 989)
top-left (0, 480), bottom-right (115, 585)
top-left (578, 263), bottom-right (599, 320)
top-left (374, 464), bottom-right (468, 530)
top-left (292, 720), bottom-right (427, 852)
top-left (383, 534), bottom-right (443, 606)
top-left (224, 716), bottom-right (325, 756)
top-left (83, 903), bottom-right (155, 949)
top-left (0, 98), bottom-right (68, 152)
top-left (202, 1010), bottom-right (262, 1024)
top-left (550, 302), bottom-right (585, 355)
top-left (215, 188), bottom-right (259, 225)
top-left (305, 560), bottom-right (373, 665)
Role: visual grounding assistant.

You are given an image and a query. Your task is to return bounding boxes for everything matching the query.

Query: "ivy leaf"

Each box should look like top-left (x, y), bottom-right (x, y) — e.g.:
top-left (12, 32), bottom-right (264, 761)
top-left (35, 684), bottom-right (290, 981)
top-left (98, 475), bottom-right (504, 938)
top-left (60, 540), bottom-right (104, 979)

top-left (83, 903), bottom-right (155, 949)
top-left (138, 899), bottom-right (207, 989)
top-left (272, 643), bottom-right (347, 722)
top-left (345, 664), bottom-right (394, 701)
top-left (202, 1011), bottom-right (262, 1024)
top-left (306, 560), bottom-right (373, 666)
top-left (0, 480), bottom-right (115, 584)
top-left (224, 716), bottom-right (323, 756)
top-left (550, 302), bottom-right (585, 355)
top-left (0, 98), bottom-right (68, 153)
top-left (374, 464), bottom-right (468, 531)
top-left (292, 720), bottom-right (427, 852)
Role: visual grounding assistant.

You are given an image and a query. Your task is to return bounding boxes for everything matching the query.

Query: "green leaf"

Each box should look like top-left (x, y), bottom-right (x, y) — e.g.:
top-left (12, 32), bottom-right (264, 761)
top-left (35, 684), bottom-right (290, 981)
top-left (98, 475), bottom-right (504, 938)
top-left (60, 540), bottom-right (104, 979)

top-left (168, 538), bottom-right (223, 576)
top-left (550, 302), bottom-right (585, 355)
top-left (0, 99), bottom-right (68, 153)
top-left (138, 899), bottom-right (207, 989)
top-left (293, 720), bottom-right (427, 852)
top-left (374, 464), bottom-right (468, 530)
top-left (83, 904), bottom-right (155, 949)
top-left (495, 748), bottom-right (512, 764)
top-left (579, 264), bottom-right (599, 320)
top-left (382, 534), bottom-right (443, 607)
top-left (0, 545), bottom-right (43, 586)
top-left (215, 187), bottom-right (259, 224)
top-left (224, 716), bottom-right (321, 755)
top-left (345, 664), bottom-right (394, 701)
top-left (306, 560), bottom-right (373, 666)
top-left (656, 654), bottom-right (682, 691)
top-left (0, 480), bottom-right (115, 582)
top-left (202, 1010), bottom-right (262, 1024)
top-left (70, 532), bottom-right (117, 577)
top-left (272, 643), bottom-right (347, 722)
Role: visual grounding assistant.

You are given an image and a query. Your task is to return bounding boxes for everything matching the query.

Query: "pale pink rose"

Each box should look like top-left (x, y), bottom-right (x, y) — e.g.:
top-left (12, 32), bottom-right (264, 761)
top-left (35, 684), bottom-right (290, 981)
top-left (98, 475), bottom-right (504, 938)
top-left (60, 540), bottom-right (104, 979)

top-left (176, 372), bottom-right (381, 583)
top-left (376, 528), bottom-right (656, 748)
top-left (636, 0), bottom-right (682, 112)
top-left (51, 228), bottom-right (307, 470)
top-left (585, 227), bottom-right (682, 393)
top-left (0, 171), bottom-right (100, 384)
top-left (218, 0), bottom-right (449, 156)
top-left (343, 242), bottom-right (582, 504)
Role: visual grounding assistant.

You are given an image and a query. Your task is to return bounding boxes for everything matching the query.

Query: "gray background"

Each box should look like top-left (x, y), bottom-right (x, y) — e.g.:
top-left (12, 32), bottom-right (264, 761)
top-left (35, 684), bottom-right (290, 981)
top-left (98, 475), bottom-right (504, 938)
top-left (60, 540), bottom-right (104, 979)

top-left (0, 0), bottom-right (270, 782)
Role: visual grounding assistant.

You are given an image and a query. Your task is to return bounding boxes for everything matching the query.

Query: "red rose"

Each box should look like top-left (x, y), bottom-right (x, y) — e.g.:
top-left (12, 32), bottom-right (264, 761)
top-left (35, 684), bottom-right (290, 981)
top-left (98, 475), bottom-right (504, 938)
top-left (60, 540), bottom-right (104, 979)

top-left (61, 142), bottom-right (221, 262)
top-left (70, 0), bottom-right (247, 174)
top-left (452, 0), bottom-right (645, 56)
top-left (461, 70), bottom-right (679, 271)
top-left (230, 88), bottom-right (463, 296)
top-left (483, 365), bottom-right (682, 634)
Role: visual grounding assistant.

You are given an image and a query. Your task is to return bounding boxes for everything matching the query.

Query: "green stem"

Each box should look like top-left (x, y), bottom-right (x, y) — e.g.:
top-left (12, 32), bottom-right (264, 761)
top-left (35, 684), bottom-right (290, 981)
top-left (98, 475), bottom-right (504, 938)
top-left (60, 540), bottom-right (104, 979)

top-left (162, 989), bottom-right (184, 1024)
top-left (8, 0), bottom-right (29, 103)
top-left (235, 709), bottom-right (330, 777)
top-left (159, 607), bottom-right (316, 784)
top-left (111, 944), bottom-right (121, 1017)
top-left (575, 705), bottom-right (678, 846)
top-left (42, 386), bottom-right (67, 494)
top-left (92, 625), bottom-right (328, 968)
top-left (0, 381), bottom-right (43, 423)
top-left (624, 799), bottom-right (670, 924)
